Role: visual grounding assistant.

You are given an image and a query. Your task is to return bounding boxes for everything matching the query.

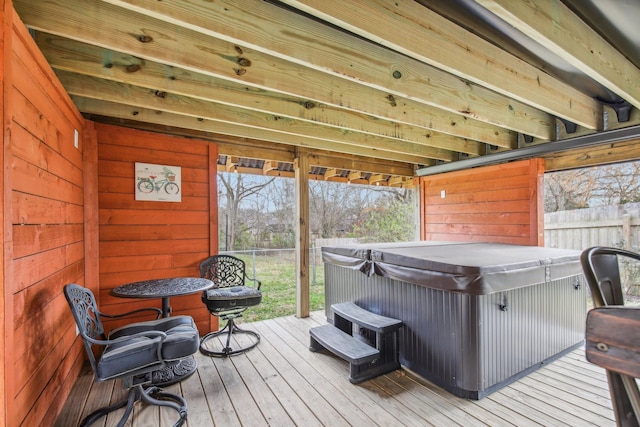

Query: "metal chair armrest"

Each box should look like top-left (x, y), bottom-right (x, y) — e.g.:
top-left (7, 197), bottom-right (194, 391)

top-left (99, 307), bottom-right (163, 320)
top-left (82, 329), bottom-right (168, 348)
top-left (245, 275), bottom-right (262, 290)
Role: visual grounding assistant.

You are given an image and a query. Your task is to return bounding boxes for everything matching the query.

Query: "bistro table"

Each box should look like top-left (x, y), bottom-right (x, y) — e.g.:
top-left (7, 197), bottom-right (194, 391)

top-left (111, 277), bottom-right (214, 385)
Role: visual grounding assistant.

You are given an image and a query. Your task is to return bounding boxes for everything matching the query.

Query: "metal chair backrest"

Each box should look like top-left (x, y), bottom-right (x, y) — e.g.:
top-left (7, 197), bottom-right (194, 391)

top-left (63, 284), bottom-right (105, 376)
top-left (200, 255), bottom-right (247, 288)
top-left (581, 246), bottom-right (640, 307)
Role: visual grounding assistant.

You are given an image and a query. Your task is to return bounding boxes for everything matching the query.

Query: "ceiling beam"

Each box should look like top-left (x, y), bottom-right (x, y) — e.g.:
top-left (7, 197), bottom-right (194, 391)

top-left (475, 0), bottom-right (640, 110)
top-left (417, 125), bottom-right (640, 176)
top-left (263, 161), bottom-right (279, 174)
top-left (101, 0), bottom-right (555, 138)
top-left (73, 96), bottom-right (434, 166)
top-left (35, 33), bottom-right (510, 153)
top-left (85, 114), bottom-right (418, 177)
top-left (324, 168), bottom-right (339, 180)
top-left (280, 0), bottom-right (602, 129)
top-left (14, 0), bottom-right (555, 139)
top-left (544, 138), bottom-right (640, 172)
top-left (59, 72), bottom-right (455, 162)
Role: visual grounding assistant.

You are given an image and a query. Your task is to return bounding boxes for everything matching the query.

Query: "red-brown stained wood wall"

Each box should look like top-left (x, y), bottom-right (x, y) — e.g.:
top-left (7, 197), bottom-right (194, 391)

top-left (4, 8), bottom-right (87, 427)
top-left (2, 8), bottom-right (219, 426)
top-left (1, 4), bottom-right (8, 426)
top-left (94, 123), bottom-right (217, 334)
top-left (420, 158), bottom-right (544, 246)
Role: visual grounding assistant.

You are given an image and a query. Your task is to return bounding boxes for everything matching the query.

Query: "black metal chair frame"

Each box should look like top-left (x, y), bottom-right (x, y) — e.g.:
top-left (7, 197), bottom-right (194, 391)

top-left (63, 283), bottom-right (195, 427)
top-left (199, 255), bottom-right (262, 357)
top-left (581, 246), bottom-right (640, 427)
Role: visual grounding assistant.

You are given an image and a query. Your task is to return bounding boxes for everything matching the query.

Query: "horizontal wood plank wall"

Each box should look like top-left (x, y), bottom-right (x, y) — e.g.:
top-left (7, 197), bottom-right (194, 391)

top-left (420, 158), bottom-right (544, 246)
top-left (94, 123), bottom-right (216, 334)
top-left (6, 9), bottom-right (86, 427)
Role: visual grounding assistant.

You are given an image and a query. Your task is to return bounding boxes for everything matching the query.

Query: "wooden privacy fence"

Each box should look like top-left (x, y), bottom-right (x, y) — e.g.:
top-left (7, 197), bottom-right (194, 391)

top-left (544, 203), bottom-right (640, 251)
top-left (545, 204), bottom-right (640, 299)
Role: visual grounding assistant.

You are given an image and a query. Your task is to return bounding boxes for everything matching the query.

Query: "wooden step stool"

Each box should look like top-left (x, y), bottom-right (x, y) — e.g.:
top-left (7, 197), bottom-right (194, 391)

top-left (309, 302), bottom-right (403, 383)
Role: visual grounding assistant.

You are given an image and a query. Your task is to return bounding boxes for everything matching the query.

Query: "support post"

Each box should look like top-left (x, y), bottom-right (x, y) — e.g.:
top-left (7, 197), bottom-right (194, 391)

top-left (295, 150), bottom-right (310, 318)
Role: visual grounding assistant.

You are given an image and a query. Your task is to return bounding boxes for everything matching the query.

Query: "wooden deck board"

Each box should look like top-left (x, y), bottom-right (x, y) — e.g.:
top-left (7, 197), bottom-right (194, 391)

top-left (276, 315), bottom-right (432, 427)
top-left (55, 312), bottom-right (617, 427)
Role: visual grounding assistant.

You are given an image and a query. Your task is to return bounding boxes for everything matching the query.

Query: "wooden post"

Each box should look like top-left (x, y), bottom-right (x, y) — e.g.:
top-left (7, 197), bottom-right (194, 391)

top-left (208, 142), bottom-right (219, 333)
top-left (294, 150), bottom-right (310, 318)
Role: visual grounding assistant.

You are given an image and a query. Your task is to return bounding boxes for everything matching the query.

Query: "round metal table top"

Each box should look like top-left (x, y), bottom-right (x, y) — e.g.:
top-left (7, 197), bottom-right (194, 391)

top-left (112, 277), bottom-right (214, 299)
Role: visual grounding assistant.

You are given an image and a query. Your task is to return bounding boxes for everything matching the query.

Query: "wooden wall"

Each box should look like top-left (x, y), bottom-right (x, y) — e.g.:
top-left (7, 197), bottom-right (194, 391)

top-left (2, 8), bottom-right (219, 425)
top-left (3, 7), bottom-right (87, 427)
top-left (419, 158), bottom-right (544, 246)
top-left (94, 123), bottom-right (217, 334)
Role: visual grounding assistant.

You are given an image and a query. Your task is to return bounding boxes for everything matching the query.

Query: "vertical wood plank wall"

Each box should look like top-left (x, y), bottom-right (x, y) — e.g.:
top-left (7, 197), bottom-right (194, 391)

top-left (5, 9), bottom-right (87, 427)
top-left (419, 158), bottom-right (545, 246)
top-left (94, 123), bottom-right (217, 334)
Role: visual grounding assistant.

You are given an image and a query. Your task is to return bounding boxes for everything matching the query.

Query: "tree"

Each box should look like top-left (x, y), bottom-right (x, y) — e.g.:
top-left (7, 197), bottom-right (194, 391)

top-left (591, 161), bottom-right (640, 206)
top-left (218, 173), bottom-right (275, 251)
top-left (219, 173), bottom-right (417, 249)
top-left (309, 181), bottom-right (377, 238)
top-left (544, 160), bottom-right (640, 212)
top-left (544, 169), bottom-right (596, 212)
top-left (352, 191), bottom-right (415, 242)
top-left (262, 179), bottom-right (296, 248)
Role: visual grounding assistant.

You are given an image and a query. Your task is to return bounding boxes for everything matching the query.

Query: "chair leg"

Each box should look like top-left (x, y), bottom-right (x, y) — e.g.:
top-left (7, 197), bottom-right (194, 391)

top-left (200, 317), bottom-right (260, 357)
top-left (80, 386), bottom-right (137, 427)
top-left (141, 386), bottom-right (188, 427)
top-left (79, 383), bottom-right (188, 427)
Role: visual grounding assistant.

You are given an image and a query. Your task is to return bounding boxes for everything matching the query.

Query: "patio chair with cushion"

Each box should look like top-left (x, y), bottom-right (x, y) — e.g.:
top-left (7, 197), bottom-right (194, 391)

top-left (199, 255), bottom-right (262, 357)
top-left (581, 247), bottom-right (640, 427)
top-left (63, 283), bottom-right (199, 427)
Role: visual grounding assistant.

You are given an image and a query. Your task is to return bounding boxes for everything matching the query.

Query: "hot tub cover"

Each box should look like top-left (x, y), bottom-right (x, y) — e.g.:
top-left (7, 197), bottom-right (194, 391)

top-left (322, 242), bottom-right (581, 295)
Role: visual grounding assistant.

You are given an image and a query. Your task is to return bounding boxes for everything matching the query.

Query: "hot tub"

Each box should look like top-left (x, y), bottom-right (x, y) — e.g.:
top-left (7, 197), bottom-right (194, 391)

top-left (322, 242), bottom-right (586, 399)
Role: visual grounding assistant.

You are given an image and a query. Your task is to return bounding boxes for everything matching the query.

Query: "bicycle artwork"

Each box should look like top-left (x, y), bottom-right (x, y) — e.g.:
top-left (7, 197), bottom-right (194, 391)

top-left (134, 162), bottom-right (182, 202)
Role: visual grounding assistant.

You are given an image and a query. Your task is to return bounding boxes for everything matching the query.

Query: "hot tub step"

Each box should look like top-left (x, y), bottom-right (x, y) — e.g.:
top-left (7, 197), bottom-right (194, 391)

top-left (332, 302), bottom-right (403, 333)
top-left (309, 324), bottom-right (388, 383)
top-left (309, 324), bottom-right (379, 365)
top-left (309, 302), bottom-right (403, 383)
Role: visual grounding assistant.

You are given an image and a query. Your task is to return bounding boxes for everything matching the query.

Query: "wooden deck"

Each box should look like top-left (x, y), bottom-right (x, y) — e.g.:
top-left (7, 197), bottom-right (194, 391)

top-left (55, 311), bottom-right (616, 427)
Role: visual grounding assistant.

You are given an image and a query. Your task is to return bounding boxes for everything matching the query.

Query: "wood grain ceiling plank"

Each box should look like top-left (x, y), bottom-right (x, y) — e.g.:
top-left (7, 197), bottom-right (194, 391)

top-left (280, 0), bottom-right (602, 130)
top-left (35, 33), bottom-right (499, 154)
top-left (475, 0), bottom-right (640, 110)
top-left (83, 116), bottom-right (417, 176)
top-left (71, 96), bottom-right (435, 165)
top-left (101, 0), bottom-right (553, 139)
top-left (543, 138), bottom-right (640, 171)
top-left (13, 0), bottom-right (551, 142)
top-left (59, 70), bottom-right (457, 162)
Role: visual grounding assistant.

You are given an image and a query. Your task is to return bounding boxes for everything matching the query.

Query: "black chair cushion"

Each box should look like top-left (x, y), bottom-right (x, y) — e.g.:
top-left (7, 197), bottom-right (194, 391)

top-left (203, 286), bottom-right (262, 310)
top-left (98, 316), bottom-right (199, 380)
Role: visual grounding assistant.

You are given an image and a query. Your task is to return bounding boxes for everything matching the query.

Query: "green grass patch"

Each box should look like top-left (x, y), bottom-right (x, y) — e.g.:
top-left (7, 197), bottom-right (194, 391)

top-left (232, 253), bottom-right (325, 323)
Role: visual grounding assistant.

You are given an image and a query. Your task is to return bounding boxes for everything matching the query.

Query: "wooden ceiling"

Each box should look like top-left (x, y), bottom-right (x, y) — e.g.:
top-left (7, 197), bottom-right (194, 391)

top-left (12, 0), bottom-right (640, 182)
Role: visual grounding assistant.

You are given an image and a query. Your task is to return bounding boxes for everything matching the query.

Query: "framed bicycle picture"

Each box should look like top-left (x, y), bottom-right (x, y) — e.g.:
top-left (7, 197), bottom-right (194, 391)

top-left (134, 162), bottom-right (182, 202)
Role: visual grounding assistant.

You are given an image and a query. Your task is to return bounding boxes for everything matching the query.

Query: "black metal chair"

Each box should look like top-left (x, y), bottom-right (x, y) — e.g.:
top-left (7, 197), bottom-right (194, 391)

top-left (199, 255), bottom-right (262, 357)
top-left (63, 284), bottom-right (200, 427)
top-left (581, 247), bottom-right (640, 427)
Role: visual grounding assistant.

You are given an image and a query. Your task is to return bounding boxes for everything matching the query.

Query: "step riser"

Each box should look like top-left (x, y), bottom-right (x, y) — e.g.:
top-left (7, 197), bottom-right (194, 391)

top-left (309, 302), bottom-right (403, 384)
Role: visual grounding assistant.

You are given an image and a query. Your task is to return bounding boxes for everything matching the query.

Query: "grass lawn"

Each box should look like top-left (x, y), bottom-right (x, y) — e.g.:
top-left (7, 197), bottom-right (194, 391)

top-left (233, 252), bottom-right (326, 323)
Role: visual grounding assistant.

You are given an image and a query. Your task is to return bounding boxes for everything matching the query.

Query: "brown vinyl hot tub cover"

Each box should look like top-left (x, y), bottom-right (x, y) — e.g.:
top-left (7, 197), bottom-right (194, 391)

top-left (321, 242), bottom-right (581, 295)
